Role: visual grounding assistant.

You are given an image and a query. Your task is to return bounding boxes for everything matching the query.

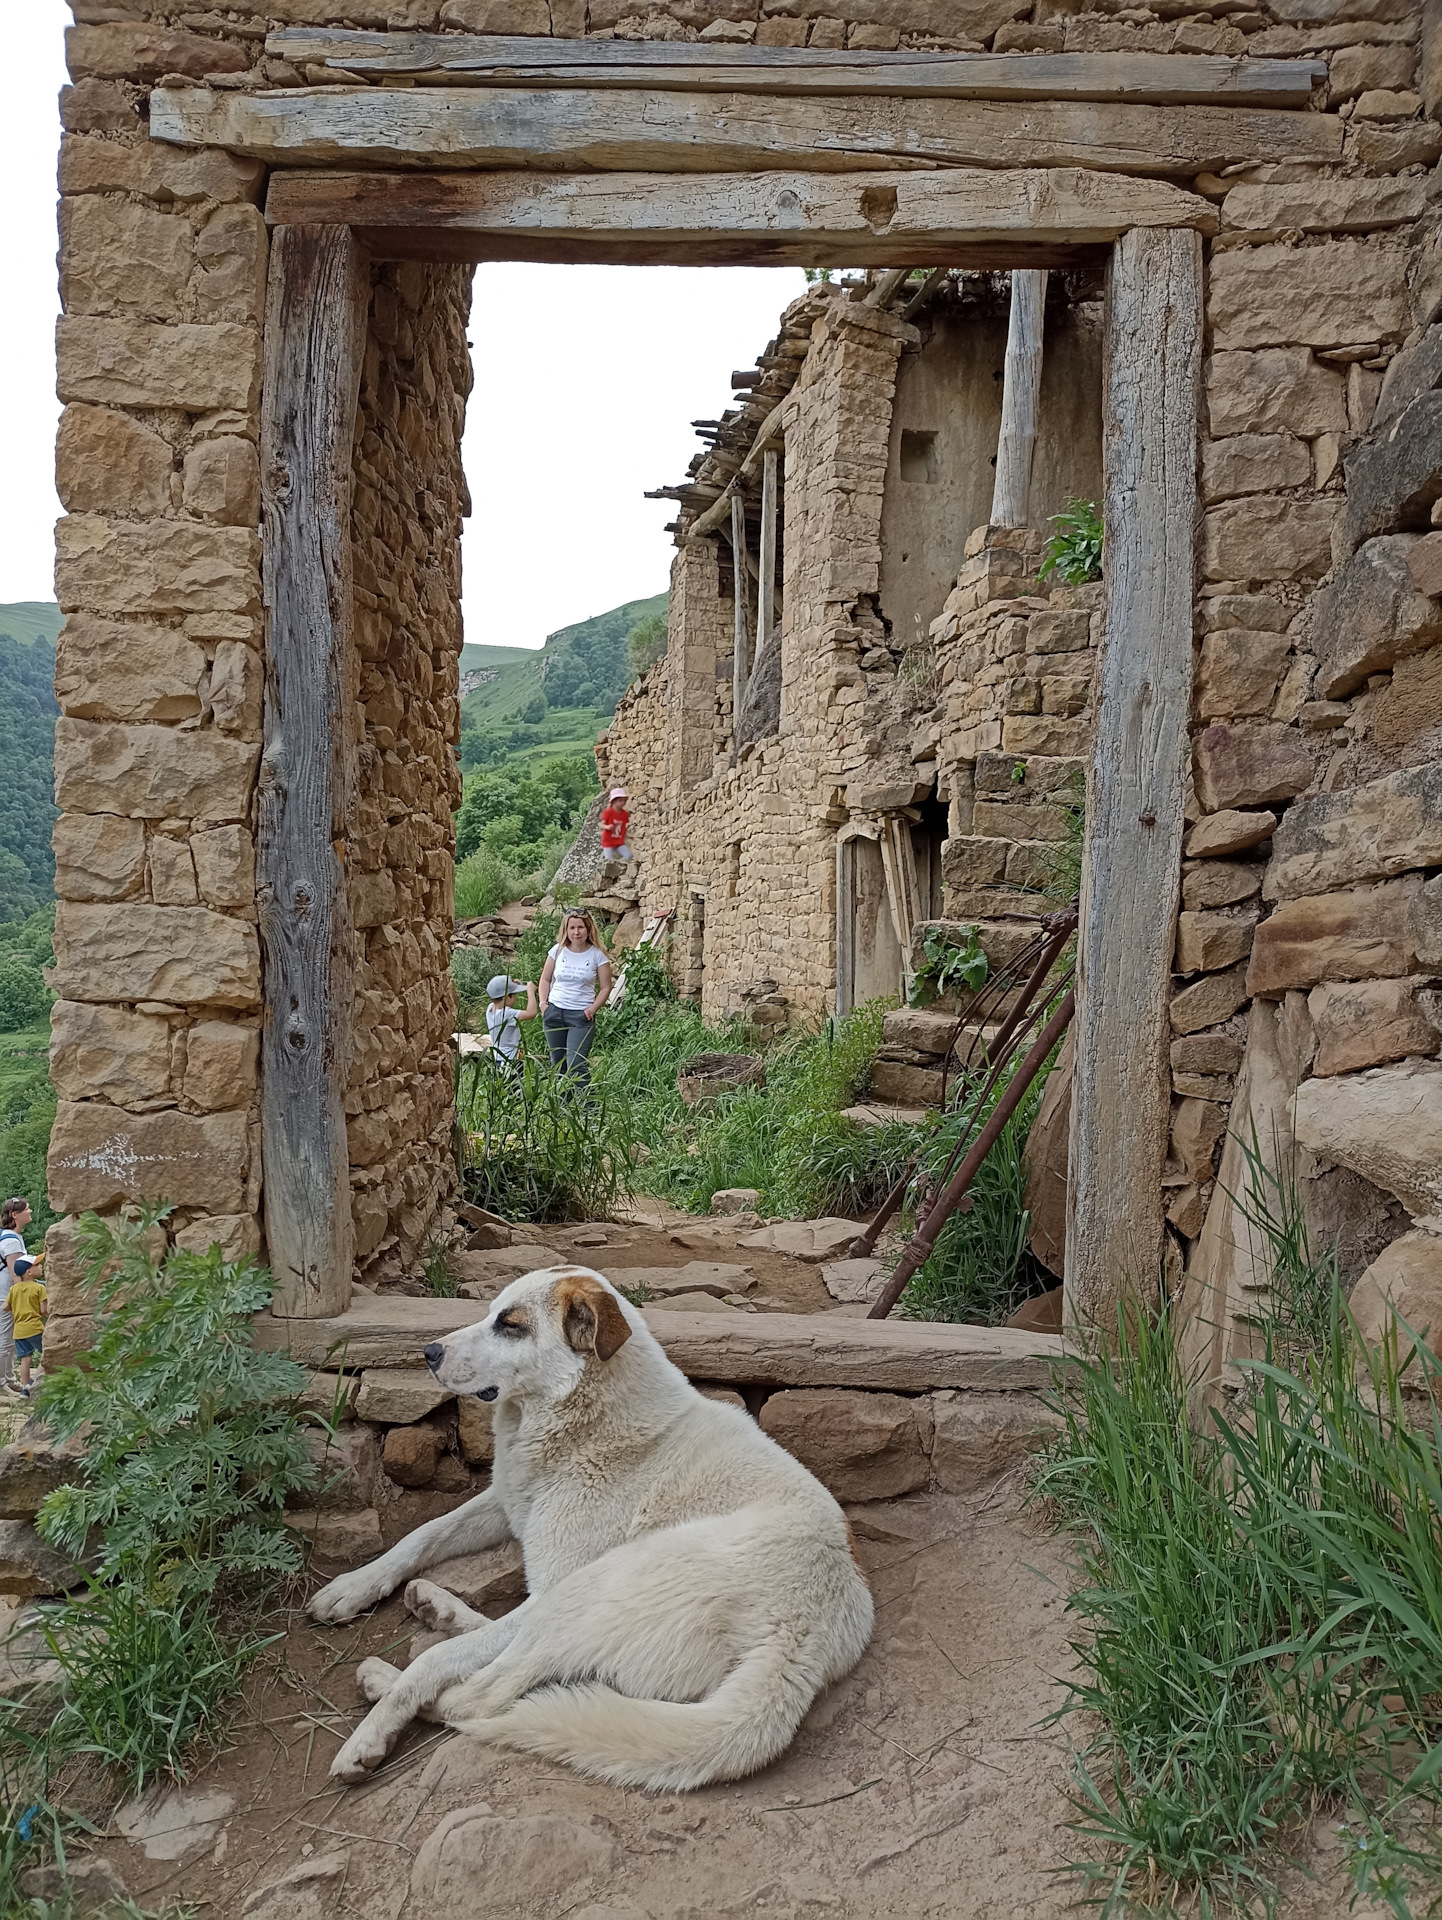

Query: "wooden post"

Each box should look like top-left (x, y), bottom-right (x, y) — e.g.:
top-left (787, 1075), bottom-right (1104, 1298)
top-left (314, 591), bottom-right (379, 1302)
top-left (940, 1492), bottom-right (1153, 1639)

top-left (758, 446), bottom-right (778, 691)
top-left (989, 267), bottom-right (1048, 529)
top-left (258, 225), bottom-right (369, 1318)
top-left (730, 489), bottom-right (750, 739)
top-left (1064, 225), bottom-right (1201, 1334)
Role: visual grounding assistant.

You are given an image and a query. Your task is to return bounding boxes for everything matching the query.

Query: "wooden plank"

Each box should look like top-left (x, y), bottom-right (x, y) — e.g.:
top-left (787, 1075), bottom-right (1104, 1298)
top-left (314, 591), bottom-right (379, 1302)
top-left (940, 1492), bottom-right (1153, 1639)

top-left (258, 224), bottom-right (369, 1319)
top-left (1064, 226), bottom-right (1201, 1335)
top-left (254, 1294), bottom-right (1071, 1389)
top-left (268, 31), bottom-right (1326, 106)
top-left (757, 446), bottom-right (778, 703)
top-left (730, 490), bottom-right (750, 735)
top-left (264, 168), bottom-right (1216, 270)
top-left (991, 268), bottom-right (1047, 528)
top-left (155, 84), bottom-right (1342, 180)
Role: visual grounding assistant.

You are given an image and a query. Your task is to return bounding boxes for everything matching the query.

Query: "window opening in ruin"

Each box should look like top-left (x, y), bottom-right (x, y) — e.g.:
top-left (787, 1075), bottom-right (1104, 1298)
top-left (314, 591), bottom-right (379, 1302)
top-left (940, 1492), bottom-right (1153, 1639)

top-left (900, 430), bottom-right (939, 485)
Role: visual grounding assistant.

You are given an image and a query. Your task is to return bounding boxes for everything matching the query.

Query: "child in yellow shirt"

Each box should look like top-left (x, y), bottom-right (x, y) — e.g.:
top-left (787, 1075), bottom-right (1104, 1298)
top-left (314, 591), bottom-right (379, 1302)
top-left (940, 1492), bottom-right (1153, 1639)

top-left (7, 1259), bottom-right (46, 1396)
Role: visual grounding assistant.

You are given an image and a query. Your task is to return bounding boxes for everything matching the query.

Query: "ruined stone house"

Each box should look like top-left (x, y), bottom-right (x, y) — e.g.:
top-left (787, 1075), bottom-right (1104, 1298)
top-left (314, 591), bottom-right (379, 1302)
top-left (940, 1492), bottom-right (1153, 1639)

top-left (41, 0), bottom-right (1442, 1378)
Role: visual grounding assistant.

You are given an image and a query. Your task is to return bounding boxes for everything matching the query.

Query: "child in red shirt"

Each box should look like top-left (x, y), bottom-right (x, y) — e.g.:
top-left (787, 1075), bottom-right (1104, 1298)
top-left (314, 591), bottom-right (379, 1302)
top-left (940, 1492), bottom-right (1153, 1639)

top-left (600, 787), bottom-right (632, 868)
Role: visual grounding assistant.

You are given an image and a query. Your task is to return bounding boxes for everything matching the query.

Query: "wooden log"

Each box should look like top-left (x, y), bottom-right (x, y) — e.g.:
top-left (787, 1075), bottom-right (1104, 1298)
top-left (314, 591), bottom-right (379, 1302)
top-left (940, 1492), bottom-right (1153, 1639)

top-left (156, 85), bottom-right (1341, 181)
top-left (757, 446), bottom-right (778, 708)
top-left (688, 399), bottom-right (787, 541)
top-left (264, 167), bottom-right (1217, 269)
top-left (1064, 226), bottom-right (1201, 1335)
top-left (730, 490), bottom-right (750, 733)
top-left (257, 224), bottom-right (369, 1319)
top-left (990, 268), bottom-right (1048, 528)
top-left (265, 32), bottom-right (1326, 107)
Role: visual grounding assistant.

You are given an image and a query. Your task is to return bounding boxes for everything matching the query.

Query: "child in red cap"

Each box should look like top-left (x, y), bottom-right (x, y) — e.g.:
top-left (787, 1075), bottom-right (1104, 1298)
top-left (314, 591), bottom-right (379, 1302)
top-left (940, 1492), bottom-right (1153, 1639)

top-left (600, 786), bottom-right (631, 874)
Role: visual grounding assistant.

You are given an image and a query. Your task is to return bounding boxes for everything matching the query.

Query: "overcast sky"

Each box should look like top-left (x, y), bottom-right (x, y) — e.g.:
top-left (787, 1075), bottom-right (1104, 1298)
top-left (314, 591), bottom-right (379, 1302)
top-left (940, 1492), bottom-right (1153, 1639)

top-left (1, 2), bottom-right (803, 651)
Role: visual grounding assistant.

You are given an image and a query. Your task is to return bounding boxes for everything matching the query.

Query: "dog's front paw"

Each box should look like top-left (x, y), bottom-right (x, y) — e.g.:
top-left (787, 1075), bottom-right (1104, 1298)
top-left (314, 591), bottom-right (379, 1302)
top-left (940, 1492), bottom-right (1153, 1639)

top-left (308, 1567), bottom-right (391, 1625)
top-left (356, 1656), bottom-right (402, 1703)
top-left (330, 1717), bottom-right (395, 1783)
top-left (404, 1578), bottom-right (478, 1636)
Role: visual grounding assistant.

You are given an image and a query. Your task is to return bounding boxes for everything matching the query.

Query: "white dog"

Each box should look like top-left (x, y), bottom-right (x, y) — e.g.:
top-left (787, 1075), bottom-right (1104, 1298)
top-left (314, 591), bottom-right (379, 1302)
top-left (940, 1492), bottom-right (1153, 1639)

top-left (310, 1266), bottom-right (874, 1791)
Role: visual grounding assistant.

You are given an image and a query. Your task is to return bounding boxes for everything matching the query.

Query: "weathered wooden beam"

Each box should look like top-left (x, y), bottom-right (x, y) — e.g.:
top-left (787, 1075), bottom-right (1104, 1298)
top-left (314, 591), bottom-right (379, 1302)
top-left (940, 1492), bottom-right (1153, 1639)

top-left (267, 31), bottom-right (1326, 107)
top-left (991, 268), bottom-right (1048, 529)
top-left (688, 399), bottom-right (787, 541)
top-left (155, 84), bottom-right (1341, 180)
top-left (258, 224), bottom-right (369, 1319)
top-left (757, 446), bottom-right (778, 706)
top-left (264, 168), bottom-right (1216, 272)
top-left (1064, 226), bottom-right (1201, 1335)
top-left (730, 490), bottom-right (750, 735)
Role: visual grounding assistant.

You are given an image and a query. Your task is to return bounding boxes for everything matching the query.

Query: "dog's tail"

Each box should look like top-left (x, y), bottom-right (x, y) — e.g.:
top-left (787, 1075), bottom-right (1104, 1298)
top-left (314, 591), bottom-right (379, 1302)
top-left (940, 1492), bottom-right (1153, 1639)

top-left (450, 1633), bottom-right (818, 1792)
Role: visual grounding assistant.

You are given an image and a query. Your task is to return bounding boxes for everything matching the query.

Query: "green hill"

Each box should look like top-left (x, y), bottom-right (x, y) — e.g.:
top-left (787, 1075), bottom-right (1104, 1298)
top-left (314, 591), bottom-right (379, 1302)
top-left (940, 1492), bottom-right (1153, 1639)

top-left (459, 592), bottom-right (666, 775)
top-left (0, 603), bottom-right (63, 649)
top-left (0, 607), bottom-right (59, 921)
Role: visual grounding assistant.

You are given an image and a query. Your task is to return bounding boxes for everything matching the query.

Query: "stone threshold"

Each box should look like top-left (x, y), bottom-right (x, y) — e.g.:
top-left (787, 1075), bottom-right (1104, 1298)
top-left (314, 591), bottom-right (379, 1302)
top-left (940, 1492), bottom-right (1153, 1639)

top-left (254, 1299), bottom-right (1070, 1393)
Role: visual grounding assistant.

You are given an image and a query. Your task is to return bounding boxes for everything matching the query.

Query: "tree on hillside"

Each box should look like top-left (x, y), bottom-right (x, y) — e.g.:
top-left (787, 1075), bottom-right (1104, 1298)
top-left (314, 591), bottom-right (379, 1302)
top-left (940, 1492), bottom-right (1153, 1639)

top-left (0, 636), bottom-right (58, 920)
top-left (540, 594), bottom-right (667, 711)
top-left (626, 610), bottom-right (668, 679)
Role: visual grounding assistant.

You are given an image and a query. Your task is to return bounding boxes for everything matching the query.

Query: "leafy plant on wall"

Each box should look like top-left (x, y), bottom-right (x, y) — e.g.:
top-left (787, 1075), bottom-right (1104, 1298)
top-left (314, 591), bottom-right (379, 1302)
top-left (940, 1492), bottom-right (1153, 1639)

top-left (1038, 498), bottom-right (1104, 587)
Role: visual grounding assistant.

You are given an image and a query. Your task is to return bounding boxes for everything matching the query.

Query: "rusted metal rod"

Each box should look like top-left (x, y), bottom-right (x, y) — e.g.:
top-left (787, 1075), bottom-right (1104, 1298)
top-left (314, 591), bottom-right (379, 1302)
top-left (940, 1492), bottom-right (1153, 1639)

top-left (866, 987), bottom-right (1076, 1321)
top-left (982, 902), bottom-right (1077, 1069)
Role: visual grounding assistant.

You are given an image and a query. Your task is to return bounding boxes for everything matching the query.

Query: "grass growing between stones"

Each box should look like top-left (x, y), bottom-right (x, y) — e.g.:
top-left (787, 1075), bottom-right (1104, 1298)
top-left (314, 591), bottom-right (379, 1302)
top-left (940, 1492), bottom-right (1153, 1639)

top-left (1, 1214), bottom-right (323, 1907)
top-left (1037, 1167), bottom-right (1442, 1916)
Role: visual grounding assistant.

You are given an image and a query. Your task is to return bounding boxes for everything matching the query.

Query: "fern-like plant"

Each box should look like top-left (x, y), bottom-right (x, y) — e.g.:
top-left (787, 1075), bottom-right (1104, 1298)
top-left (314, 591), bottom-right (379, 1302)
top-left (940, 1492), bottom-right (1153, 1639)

top-left (1037, 497), bottom-right (1104, 586)
top-left (35, 1208), bottom-right (314, 1600)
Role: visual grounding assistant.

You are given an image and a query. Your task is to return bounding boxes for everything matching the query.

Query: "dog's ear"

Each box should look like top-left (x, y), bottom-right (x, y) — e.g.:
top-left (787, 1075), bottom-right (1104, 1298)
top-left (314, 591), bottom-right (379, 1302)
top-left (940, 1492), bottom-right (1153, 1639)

top-left (556, 1273), bottom-right (632, 1362)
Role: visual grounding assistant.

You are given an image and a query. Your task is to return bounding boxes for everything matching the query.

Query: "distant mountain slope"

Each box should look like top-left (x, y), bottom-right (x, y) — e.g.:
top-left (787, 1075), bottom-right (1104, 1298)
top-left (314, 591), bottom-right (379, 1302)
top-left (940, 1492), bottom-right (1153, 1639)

top-left (0, 603), bottom-right (63, 649)
top-left (0, 608), bottom-right (59, 921)
top-left (459, 592), bottom-right (666, 762)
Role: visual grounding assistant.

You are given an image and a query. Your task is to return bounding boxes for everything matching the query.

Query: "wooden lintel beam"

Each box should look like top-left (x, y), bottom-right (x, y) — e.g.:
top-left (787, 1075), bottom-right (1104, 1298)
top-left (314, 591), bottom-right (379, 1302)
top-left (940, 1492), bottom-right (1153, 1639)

top-left (266, 31), bottom-right (1326, 108)
top-left (263, 169), bottom-right (1215, 271)
top-left (154, 84), bottom-right (1342, 180)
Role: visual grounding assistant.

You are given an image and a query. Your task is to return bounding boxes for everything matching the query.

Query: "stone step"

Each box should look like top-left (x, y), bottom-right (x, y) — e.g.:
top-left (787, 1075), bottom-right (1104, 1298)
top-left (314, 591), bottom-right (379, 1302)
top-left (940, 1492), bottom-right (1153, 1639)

top-left (255, 1297), bottom-right (1069, 1394)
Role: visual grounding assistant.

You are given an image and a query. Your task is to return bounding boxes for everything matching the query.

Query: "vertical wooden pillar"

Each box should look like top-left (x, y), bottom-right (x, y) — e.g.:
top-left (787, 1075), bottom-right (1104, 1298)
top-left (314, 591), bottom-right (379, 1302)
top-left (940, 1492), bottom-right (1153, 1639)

top-left (758, 446), bottom-right (778, 680)
top-left (258, 225), bottom-right (369, 1317)
top-left (730, 490), bottom-right (750, 738)
top-left (990, 268), bottom-right (1048, 529)
top-left (1064, 226), bottom-right (1200, 1333)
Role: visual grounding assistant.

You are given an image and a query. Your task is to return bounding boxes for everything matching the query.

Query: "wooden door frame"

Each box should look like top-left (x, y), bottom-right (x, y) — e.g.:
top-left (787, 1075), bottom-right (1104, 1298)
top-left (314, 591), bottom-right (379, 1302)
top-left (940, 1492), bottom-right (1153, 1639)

top-left (256, 180), bottom-right (1199, 1327)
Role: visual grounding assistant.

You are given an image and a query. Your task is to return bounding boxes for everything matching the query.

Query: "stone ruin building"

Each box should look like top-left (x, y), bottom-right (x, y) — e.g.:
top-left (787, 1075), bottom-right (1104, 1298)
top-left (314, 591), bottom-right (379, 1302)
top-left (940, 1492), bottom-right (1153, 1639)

top-left (41, 0), bottom-right (1442, 1393)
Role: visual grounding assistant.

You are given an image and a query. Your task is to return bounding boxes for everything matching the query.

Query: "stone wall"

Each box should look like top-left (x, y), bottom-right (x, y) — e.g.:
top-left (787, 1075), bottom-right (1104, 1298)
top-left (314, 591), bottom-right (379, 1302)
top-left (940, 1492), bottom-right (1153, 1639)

top-left (47, 106), bottom-right (270, 1329)
top-left (345, 262), bottom-right (471, 1285)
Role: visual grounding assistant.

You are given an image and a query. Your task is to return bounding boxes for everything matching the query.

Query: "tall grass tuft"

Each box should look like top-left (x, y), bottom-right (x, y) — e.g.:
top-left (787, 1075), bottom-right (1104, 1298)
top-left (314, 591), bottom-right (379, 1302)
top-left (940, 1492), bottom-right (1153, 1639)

top-left (457, 1053), bottom-right (632, 1222)
top-left (1037, 1158), bottom-right (1442, 1914)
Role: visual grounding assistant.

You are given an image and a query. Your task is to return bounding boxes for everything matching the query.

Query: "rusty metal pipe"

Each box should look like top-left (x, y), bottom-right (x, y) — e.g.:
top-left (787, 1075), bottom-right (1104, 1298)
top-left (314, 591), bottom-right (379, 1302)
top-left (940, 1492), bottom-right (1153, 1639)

top-left (866, 987), bottom-right (1076, 1321)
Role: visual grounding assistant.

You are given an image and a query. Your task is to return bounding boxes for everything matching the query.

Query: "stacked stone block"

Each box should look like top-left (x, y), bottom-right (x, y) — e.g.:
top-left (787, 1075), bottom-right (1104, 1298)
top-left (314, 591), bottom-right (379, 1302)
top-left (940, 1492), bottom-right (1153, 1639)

top-left (345, 262), bottom-right (471, 1284)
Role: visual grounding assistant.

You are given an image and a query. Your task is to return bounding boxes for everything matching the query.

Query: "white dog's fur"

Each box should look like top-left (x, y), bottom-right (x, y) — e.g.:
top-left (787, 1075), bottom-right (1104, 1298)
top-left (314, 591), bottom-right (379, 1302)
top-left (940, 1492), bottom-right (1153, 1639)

top-left (310, 1265), bottom-right (874, 1790)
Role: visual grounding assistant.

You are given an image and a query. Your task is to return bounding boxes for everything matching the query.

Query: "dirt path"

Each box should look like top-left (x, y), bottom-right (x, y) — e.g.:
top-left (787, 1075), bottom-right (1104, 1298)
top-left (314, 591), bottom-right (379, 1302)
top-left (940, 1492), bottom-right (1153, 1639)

top-left (87, 1483), bottom-right (1093, 1920)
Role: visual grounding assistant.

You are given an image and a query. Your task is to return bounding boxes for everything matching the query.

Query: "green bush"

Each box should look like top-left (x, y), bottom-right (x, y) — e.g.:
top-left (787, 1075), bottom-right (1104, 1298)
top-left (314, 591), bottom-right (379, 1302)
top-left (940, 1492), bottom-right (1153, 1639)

top-left (0, 956), bottom-right (49, 1033)
top-left (457, 1054), bottom-right (630, 1222)
top-left (0, 1111), bottom-right (58, 1238)
top-left (1036, 1161), bottom-right (1442, 1914)
top-left (1038, 497), bottom-right (1104, 586)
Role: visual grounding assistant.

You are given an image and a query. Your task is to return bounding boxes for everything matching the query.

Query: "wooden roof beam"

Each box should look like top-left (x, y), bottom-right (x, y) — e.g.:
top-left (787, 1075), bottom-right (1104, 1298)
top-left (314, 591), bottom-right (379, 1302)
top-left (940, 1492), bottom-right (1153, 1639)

top-left (264, 31), bottom-right (1327, 109)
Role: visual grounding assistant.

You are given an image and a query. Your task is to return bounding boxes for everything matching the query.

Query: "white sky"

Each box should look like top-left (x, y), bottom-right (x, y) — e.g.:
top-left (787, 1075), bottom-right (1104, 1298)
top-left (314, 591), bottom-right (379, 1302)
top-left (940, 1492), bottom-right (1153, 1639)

top-left (1, 1), bottom-right (804, 651)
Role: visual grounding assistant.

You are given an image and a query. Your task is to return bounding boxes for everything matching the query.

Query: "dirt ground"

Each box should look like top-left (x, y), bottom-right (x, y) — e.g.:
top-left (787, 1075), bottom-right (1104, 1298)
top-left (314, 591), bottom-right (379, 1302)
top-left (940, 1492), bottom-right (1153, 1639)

top-left (48, 1477), bottom-right (1378, 1920)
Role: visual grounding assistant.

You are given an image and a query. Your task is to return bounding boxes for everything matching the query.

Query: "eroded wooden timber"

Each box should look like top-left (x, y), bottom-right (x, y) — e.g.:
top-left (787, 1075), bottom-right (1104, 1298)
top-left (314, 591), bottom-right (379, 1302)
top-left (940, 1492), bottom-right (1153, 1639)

top-left (263, 168), bottom-right (1216, 271)
top-left (267, 31), bottom-right (1326, 107)
top-left (153, 84), bottom-right (1342, 180)
top-left (257, 225), bottom-right (368, 1319)
top-left (1065, 227), bottom-right (1201, 1334)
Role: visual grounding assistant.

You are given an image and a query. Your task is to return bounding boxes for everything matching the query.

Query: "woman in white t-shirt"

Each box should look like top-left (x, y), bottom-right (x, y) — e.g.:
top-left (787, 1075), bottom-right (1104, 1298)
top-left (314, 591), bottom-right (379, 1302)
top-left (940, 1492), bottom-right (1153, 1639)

top-left (538, 910), bottom-right (613, 1082)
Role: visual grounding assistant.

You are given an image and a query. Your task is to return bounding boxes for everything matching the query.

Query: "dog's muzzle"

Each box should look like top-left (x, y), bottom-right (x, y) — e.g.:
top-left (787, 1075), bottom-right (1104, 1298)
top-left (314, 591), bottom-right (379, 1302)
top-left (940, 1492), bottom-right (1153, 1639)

top-left (423, 1341), bottom-right (444, 1375)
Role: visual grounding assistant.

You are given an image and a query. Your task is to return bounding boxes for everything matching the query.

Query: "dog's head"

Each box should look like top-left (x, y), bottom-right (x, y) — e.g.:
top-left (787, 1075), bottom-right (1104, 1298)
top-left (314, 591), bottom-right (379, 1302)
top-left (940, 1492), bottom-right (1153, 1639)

top-left (423, 1265), bottom-right (633, 1407)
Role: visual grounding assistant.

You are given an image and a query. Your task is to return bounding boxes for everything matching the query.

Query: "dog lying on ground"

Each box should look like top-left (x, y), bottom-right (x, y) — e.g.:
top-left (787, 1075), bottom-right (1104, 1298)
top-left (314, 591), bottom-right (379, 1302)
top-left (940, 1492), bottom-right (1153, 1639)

top-left (309, 1266), bottom-right (874, 1791)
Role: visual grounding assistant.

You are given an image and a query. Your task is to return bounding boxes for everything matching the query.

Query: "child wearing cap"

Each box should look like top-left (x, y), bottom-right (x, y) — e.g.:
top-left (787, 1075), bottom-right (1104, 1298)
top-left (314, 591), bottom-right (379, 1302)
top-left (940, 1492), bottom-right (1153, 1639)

top-left (6, 1258), bottom-right (46, 1396)
top-left (600, 787), bottom-right (632, 869)
top-left (486, 974), bottom-right (537, 1066)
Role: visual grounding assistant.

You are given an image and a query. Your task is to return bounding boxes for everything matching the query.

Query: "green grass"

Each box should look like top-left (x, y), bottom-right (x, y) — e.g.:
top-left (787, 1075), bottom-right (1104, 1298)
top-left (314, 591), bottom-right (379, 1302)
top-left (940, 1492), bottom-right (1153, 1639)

top-left (1036, 1150), bottom-right (1442, 1915)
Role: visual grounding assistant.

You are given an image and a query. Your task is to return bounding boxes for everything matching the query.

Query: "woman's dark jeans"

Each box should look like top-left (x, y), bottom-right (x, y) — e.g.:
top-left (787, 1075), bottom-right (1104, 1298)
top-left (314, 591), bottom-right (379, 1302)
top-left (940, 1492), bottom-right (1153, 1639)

top-left (543, 1005), bottom-right (596, 1080)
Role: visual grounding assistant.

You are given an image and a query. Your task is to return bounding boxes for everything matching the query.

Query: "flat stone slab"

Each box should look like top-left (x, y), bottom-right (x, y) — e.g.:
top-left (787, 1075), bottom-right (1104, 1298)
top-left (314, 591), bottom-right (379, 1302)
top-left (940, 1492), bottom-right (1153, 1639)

top-left (606, 1261), bottom-right (756, 1298)
top-left (841, 1102), bottom-right (930, 1127)
top-left (821, 1257), bottom-right (890, 1305)
top-left (642, 1292), bottom-right (744, 1318)
top-left (453, 1244), bottom-right (562, 1284)
top-left (645, 1310), bottom-right (1069, 1393)
top-left (354, 1366), bottom-right (453, 1424)
top-left (736, 1218), bottom-right (866, 1263)
top-left (258, 1298), bottom-right (1069, 1391)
